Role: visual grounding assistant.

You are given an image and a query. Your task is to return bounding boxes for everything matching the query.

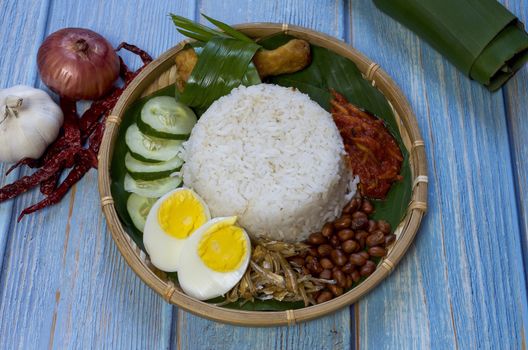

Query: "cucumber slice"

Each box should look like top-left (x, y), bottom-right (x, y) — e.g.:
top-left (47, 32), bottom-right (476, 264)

top-left (127, 194), bottom-right (158, 232)
top-left (124, 174), bottom-right (182, 198)
top-left (125, 124), bottom-right (183, 162)
top-left (139, 96), bottom-right (196, 139)
top-left (125, 152), bottom-right (183, 181)
top-left (137, 117), bottom-right (189, 140)
top-left (128, 150), bottom-right (162, 163)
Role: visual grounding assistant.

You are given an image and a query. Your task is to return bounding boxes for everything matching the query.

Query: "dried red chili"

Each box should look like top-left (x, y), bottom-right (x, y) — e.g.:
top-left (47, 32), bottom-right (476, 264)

top-left (117, 42), bottom-right (153, 66)
top-left (331, 91), bottom-right (403, 199)
top-left (5, 158), bottom-right (40, 175)
top-left (1, 42), bottom-right (152, 220)
top-left (40, 173), bottom-right (60, 196)
top-left (88, 123), bottom-right (105, 159)
top-left (17, 150), bottom-right (94, 221)
top-left (0, 147), bottom-right (79, 201)
top-left (60, 99), bottom-right (81, 146)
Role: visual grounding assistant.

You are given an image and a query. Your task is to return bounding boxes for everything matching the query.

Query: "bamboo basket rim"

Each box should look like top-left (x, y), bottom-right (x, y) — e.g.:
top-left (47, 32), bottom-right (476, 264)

top-left (98, 23), bottom-right (428, 327)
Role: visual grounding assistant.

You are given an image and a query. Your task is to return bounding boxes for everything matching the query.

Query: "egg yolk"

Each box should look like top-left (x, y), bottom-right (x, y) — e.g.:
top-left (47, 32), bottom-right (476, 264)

top-left (158, 189), bottom-right (207, 239)
top-left (198, 224), bottom-right (247, 272)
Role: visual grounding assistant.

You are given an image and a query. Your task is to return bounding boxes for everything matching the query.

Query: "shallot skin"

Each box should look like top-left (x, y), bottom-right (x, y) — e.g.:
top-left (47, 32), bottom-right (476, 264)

top-left (37, 28), bottom-right (120, 100)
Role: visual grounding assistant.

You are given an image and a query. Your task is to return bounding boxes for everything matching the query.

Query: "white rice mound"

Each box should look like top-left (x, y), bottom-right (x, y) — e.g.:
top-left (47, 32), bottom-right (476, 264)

top-left (182, 84), bottom-right (356, 242)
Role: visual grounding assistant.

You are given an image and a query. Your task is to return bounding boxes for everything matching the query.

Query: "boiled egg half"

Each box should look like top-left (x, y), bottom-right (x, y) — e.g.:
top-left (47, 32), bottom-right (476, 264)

top-left (177, 216), bottom-right (251, 300)
top-left (143, 188), bottom-right (210, 272)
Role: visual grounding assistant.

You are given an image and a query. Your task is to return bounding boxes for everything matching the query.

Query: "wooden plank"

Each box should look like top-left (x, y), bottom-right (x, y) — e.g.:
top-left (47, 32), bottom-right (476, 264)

top-left (502, 1), bottom-right (528, 327)
top-left (172, 2), bottom-right (354, 349)
top-left (0, 1), bottom-right (194, 348)
top-left (350, 0), bottom-right (527, 348)
top-left (196, 0), bottom-right (344, 37)
top-left (0, 0), bottom-right (50, 281)
top-left (177, 308), bottom-right (351, 350)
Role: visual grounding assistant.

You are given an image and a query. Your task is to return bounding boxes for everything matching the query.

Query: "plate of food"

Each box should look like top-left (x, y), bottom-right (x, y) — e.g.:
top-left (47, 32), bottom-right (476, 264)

top-left (98, 15), bottom-right (428, 326)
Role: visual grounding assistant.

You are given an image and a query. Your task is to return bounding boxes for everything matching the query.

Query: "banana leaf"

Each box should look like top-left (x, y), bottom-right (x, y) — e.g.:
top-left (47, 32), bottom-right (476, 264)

top-left (180, 37), bottom-right (260, 113)
top-left (111, 35), bottom-right (412, 311)
top-left (171, 13), bottom-right (253, 43)
top-left (172, 14), bottom-right (261, 112)
top-left (260, 34), bottom-right (412, 229)
top-left (185, 43), bottom-right (261, 109)
top-left (373, 0), bottom-right (528, 91)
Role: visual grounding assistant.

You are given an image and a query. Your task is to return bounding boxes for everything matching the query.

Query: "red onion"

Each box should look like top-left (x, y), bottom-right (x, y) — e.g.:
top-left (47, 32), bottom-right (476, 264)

top-left (37, 28), bottom-right (120, 100)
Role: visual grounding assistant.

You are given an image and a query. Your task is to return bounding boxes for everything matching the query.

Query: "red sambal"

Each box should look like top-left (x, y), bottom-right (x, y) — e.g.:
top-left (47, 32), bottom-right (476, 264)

top-left (330, 91), bottom-right (403, 199)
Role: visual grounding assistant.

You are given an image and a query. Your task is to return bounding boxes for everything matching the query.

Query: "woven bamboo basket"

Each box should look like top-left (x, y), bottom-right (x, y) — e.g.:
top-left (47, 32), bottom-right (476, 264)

top-left (98, 23), bottom-right (428, 327)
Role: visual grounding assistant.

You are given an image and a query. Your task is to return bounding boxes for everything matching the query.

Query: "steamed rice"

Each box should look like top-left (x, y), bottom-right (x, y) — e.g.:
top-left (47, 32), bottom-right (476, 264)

top-left (182, 84), bottom-right (356, 242)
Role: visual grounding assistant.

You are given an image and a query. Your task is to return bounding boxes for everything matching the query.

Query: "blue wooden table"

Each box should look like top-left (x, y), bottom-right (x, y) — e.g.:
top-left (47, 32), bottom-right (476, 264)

top-left (1, 0), bottom-right (527, 349)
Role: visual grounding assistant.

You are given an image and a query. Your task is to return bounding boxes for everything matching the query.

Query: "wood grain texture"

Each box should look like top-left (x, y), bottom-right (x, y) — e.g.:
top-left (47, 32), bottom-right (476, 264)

top-left (0, 0), bottom-right (526, 349)
top-left (502, 0), bottom-right (528, 315)
top-left (170, 2), bottom-right (353, 349)
top-left (0, 0), bottom-right (51, 282)
top-left (351, 0), bottom-right (527, 348)
top-left (0, 0), bottom-right (194, 348)
top-left (176, 307), bottom-right (351, 350)
top-left (196, 0), bottom-right (344, 38)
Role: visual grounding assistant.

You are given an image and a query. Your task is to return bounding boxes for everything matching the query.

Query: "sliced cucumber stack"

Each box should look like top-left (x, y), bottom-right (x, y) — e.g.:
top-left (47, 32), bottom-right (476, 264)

top-left (124, 174), bottom-right (182, 198)
top-left (125, 123), bottom-right (183, 162)
top-left (127, 194), bottom-right (158, 232)
top-left (138, 96), bottom-right (197, 139)
top-left (121, 96), bottom-right (196, 229)
top-left (125, 152), bottom-right (183, 181)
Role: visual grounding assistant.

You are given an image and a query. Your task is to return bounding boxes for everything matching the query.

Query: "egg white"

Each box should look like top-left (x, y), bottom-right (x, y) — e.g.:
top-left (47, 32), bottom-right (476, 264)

top-left (177, 217), bottom-right (251, 300)
top-left (143, 188), bottom-right (211, 272)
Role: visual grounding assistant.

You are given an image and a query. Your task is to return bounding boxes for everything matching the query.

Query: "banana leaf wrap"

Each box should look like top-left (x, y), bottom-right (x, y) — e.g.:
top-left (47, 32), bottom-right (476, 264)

top-left (373, 0), bottom-right (528, 91)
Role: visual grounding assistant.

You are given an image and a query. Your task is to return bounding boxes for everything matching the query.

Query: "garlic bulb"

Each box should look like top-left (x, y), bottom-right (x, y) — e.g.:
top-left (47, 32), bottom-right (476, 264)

top-left (0, 85), bottom-right (63, 163)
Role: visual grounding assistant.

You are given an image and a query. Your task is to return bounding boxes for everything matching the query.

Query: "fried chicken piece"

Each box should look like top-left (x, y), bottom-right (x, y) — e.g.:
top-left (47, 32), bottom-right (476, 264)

top-left (174, 39), bottom-right (311, 91)
top-left (174, 47), bottom-right (198, 92)
top-left (252, 39), bottom-right (311, 78)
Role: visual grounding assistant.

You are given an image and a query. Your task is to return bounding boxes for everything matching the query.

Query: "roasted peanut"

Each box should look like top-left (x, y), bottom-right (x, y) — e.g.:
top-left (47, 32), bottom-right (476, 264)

top-left (317, 291), bottom-right (333, 304)
top-left (333, 270), bottom-right (347, 288)
top-left (343, 197), bottom-right (362, 214)
top-left (360, 262), bottom-right (375, 277)
top-left (307, 232), bottom-right (326, 245)
top-left (334, 215), bottom-right (352, 230)
top-left (328, 284), bottom-right (344, 297)
top-left (367, 220), bottom-right (378, 233)
top-left (321, 222), bottom-right (334, 238)
top-left (319, 269), bottom-right (332, 280)
top-left (366, 230), bottom-right (385, 247)
top-left (317, 244), bottom-right (333, 257)
top-left (351, 211), bottom-right (368, 230)
top-left (308, 258), bottom-right (324, 274)
top-left (320, 258), bottom-right (334, 269)
top-left (361, 199), bottom-right (374, 215)
top-left (351, 270), bottom-right (361, 283)
top-left (342, 240), bottom-right (359, 253)
top-left (355, 230), bottom-right (368, 249)
top-left (330, 249), bottom-right (347, 266)
top-left (359, 251), bottom-right (370, 260)
top-left (349, 253), bottom-right (367, 266)
top-left (346, 275), bottom-right (353, 289)
top-left (308, 247), bottom-right (318, 257)
top-left (341, 262), bottom-right (355, 274)
top-left (377, 220), bottom-right (391, 234)
top-left (329, 235), bottom-right (340, 247)
top-left (368, 246), bottom-right (387, 257)
top-left (337, 229), bottom-right (354, 241)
